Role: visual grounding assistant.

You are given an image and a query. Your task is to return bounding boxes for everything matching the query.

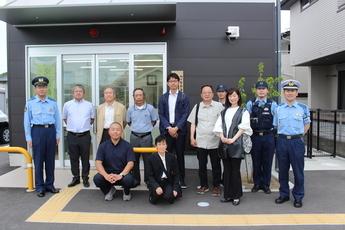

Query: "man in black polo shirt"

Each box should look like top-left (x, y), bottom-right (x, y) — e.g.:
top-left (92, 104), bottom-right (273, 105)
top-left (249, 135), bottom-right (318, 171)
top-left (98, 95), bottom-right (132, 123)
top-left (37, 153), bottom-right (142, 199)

top-left (93, 122), bottom-right (136, 201)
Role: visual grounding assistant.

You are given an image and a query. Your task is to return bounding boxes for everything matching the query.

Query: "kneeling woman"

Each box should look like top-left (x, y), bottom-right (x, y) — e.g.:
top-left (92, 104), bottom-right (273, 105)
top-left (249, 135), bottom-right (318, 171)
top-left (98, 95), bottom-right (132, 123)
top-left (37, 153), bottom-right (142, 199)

top-left (213, 88), bottom-right (252, 206)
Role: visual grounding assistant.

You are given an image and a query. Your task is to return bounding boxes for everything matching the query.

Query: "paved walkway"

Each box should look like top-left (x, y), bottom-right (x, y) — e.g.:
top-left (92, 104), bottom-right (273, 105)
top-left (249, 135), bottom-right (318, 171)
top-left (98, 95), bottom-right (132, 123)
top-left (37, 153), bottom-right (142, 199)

top-left (0, 148), bottom-right (345, 229)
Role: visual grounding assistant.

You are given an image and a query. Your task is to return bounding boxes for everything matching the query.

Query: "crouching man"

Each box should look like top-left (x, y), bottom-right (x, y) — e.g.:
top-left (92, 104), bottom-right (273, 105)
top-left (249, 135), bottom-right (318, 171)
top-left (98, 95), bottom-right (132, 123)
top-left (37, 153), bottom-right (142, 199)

top-left (147, 135), bottom-right (181, 204)
top-left (93, 122), bottom-right (135, 201)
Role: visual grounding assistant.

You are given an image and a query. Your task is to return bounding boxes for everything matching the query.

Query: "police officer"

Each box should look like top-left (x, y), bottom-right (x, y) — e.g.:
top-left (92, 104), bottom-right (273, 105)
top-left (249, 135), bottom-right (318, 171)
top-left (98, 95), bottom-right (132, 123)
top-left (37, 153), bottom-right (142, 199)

top-left (216, 84), bottom-right (227, 106)
top-left (274, 79), bottom-right (311, 208)
top-left (246, 81), bottom-right (277, 194)
top-left (24, 76), bottom-right (61, 197)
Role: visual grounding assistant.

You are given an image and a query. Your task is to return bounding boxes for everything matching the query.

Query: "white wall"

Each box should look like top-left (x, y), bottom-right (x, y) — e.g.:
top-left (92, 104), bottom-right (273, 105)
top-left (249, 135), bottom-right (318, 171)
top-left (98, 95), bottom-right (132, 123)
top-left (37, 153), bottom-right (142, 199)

top-left (290, 0), bottom-right (345, 66)
top-left (280, 52), bottom-right (309, 105)
top-left (309, 66), bottom-right (338, 110)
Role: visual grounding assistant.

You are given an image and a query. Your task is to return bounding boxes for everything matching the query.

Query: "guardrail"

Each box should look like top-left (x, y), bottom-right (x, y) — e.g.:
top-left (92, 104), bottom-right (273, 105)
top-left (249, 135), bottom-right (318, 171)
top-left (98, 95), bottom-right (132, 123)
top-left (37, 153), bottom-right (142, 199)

top-left (0, 147), bottom-right (158, 192)
top-left (0, 147), bottom-right (34, 192)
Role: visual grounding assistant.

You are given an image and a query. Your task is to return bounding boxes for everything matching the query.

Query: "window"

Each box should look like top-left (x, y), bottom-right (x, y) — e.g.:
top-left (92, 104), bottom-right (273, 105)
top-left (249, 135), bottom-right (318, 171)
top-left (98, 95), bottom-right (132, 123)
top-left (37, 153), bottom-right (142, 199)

top-left (300, 0), bottom-right (318, 10)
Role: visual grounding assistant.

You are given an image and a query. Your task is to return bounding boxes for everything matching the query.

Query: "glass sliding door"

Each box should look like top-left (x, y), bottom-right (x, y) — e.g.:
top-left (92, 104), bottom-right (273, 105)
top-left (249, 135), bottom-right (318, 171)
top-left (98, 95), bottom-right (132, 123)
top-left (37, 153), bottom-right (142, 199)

top-left (26, 43), bottom-right (167, 167)
top-left (97, 54), bottom-right (129, 108)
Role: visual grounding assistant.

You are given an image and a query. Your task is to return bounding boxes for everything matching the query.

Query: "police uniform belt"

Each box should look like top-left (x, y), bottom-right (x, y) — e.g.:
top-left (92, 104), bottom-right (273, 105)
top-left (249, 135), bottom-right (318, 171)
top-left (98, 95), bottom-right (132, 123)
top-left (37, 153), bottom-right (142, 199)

top-left (278, 134), bottom-right (303, 139)
top-left (33, 124), bottom-right (54, 128)
top-left (253, 130), bottom-right (274, 136)
top-left (131, 131), bottom-right (151, 138)
top-left (68, 131), bottom-right (89, 137)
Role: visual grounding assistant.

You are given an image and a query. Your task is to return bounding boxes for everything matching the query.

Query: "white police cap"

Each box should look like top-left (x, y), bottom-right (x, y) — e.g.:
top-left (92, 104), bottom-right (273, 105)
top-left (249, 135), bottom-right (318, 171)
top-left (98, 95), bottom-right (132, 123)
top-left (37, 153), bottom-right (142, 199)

top-left (281, 79), bottom-right (300, 90)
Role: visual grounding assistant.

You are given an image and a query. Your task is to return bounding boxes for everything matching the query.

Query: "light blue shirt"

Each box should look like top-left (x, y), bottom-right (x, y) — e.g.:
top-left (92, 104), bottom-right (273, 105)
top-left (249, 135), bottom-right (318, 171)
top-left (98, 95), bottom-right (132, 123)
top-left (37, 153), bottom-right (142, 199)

top-left (24, 95), bottom-right (61, 141)
top-left (273, 101), bottom-right (311, 135)
top-left (126, 102), bottom-right (158, 133)
top-left (246, 97), bottom-right (277, 116)
top-left (62, 98), bottom-right (95, 133)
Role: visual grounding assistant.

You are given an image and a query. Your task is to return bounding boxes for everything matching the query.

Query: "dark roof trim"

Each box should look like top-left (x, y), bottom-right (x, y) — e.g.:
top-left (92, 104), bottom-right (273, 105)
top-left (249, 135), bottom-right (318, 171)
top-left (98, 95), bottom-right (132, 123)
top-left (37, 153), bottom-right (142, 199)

top-left (281, 0), bottom-right (299, 10)
top-left (0, 3), bottom-right (176, 27)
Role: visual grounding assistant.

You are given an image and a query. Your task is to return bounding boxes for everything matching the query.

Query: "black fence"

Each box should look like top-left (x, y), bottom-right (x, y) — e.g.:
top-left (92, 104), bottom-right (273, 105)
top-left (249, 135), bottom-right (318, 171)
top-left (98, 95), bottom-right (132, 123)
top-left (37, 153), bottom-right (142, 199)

top-left (305, 109), bottom-right (345, 158)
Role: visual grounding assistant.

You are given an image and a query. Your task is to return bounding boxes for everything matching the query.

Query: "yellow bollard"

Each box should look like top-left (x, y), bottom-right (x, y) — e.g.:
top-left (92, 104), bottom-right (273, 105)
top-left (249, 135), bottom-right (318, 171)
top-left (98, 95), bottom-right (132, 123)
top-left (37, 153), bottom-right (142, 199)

top-left (0, 147), bottom-right (35, 192)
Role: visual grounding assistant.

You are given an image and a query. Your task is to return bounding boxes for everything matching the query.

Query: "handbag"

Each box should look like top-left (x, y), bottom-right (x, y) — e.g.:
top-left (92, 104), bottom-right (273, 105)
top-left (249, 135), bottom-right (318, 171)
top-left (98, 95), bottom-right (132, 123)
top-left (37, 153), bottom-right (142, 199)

top-left (242, 133), bottom-right (252, 154)
top-left (241, 107), bottom-right (252, 154)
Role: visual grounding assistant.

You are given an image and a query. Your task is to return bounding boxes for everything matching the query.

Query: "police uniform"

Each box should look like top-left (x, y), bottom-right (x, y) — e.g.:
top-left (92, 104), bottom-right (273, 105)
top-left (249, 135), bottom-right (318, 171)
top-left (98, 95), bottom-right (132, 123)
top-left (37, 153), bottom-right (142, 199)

top-left (24, 77), bottom-right (61, 197)
top-left (273, 79), bottom-right (311, 208)
top-left (246, 81), bottom-right (277, 194)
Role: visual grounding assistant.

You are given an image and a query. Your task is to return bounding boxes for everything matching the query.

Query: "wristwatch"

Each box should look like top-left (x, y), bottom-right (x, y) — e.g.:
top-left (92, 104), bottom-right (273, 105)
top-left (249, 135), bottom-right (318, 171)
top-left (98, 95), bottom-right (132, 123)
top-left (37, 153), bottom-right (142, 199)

top-left (119, 173), bottom-right (124, 178)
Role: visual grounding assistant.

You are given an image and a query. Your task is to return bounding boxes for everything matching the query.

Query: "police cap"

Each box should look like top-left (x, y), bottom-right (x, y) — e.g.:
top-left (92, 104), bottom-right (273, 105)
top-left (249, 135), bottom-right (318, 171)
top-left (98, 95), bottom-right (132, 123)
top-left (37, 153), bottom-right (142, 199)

top-left (281, 79), bottom-right (300, 90)
top-left (32, 76), bottom-right (49, 87)
top-left (255, 81), bottom-right (268, 89)
top-left (216, 84), bottom-right (227, 92)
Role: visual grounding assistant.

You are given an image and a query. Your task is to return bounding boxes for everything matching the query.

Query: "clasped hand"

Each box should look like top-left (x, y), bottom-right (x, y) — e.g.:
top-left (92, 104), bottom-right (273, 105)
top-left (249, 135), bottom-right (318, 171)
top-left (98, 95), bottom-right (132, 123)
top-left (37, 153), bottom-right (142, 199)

top-left (106, 173), bottom-right (121, 184)
top-left (221, 136), bottom-right (235, 144)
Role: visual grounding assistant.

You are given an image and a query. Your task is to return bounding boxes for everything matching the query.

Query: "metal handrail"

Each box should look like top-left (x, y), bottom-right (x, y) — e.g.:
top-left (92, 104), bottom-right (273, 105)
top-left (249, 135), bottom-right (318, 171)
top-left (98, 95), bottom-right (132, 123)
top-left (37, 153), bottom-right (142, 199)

top-left (0, 147), bottom-right (157, 192)
top-left (133, 147), bottom-right (157, 153)
top-left (0, 147), bottom-right (34, 192)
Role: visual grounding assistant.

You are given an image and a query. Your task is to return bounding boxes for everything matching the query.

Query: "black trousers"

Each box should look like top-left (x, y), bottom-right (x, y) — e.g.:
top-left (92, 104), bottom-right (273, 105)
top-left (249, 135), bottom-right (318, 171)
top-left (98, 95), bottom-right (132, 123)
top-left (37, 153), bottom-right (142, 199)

top-left (67, 132), bottom-right (91, 181)
top-left (100, 129), bottom-right (110, 144)
top-left (165, 134), bottom-right (186, 182)
top-left (222, 158), bottom-right (243, 199)
top-left (149, 179), bottom-right (174, 203)
top-left (196, 148), bottom-right (221, 187)
top-left (93, 172), bottom-right (135, 195)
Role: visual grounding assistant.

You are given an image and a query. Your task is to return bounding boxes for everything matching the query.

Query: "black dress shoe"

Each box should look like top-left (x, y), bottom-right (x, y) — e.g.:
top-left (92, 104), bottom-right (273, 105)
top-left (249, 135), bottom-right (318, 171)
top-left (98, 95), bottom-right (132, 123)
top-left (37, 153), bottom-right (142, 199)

top-left (37, 191), bottom-right (45, 197)
top-left (68, 178), bottom-right (80, 187)
top-left (149, 196), bottom-right (156, 205)
top-left (232, 199), bottom-right (240, 206)
top-left (83, 180), bottom-right (90, 187)
top-left (251, 184), bottom-right (260, 193)
top-left (294, 199), bottom-right (303, 208)
top-left (220, 198), bottom-right (233, 203)
top-left (262, 185), bottom-right (271, 194)
top-left (275, 197), bottom-right (290, 204)
top-left (46, 188), bottom-right (60, 193)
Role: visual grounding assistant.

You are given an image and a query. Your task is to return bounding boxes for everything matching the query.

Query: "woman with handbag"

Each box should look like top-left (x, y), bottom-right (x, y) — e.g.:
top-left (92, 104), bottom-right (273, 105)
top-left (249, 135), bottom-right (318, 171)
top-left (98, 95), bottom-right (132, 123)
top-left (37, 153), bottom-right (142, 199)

top-left (213, 88), bottom-right (252, 206)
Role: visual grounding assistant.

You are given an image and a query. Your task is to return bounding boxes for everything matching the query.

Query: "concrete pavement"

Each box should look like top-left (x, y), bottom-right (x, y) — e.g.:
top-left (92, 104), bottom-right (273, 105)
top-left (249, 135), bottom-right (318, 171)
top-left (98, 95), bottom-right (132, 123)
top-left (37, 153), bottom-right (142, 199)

top-left (0, 147), bottom-right (345, 229)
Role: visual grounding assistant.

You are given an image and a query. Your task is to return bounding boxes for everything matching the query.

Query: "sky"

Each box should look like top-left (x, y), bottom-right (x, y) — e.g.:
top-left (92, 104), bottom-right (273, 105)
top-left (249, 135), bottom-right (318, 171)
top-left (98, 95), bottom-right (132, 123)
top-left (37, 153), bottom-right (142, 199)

top-left (0, 10), bottom-right (290, 74)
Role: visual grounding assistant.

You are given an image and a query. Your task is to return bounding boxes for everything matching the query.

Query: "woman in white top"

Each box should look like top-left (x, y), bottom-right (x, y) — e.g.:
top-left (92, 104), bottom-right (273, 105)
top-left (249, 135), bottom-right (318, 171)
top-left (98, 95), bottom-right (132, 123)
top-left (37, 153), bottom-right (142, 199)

top-left (213, 88), bottom-right (252, 206)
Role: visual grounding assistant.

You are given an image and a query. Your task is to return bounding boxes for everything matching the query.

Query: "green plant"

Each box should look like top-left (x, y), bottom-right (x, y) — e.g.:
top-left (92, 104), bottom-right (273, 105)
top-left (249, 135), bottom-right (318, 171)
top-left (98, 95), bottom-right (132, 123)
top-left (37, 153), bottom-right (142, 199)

top-left (238, 62), bottom-right (283, 104)
top-left (238, 77), bottom-right (247, 107)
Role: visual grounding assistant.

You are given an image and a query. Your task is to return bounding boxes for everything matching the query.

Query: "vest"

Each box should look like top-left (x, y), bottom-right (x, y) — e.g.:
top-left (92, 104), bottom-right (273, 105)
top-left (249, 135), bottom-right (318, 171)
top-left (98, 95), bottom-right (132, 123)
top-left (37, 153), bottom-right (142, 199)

top-left (250, 98), bottom-right (274, 131)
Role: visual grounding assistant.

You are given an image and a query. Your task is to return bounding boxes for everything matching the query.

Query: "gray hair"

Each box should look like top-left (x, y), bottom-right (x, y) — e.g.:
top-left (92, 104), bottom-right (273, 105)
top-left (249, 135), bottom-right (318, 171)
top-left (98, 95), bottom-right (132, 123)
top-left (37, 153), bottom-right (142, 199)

top-left (103, 87), bottom-right (116, 95)
top-left (72, 84), bottom-right (85, 93)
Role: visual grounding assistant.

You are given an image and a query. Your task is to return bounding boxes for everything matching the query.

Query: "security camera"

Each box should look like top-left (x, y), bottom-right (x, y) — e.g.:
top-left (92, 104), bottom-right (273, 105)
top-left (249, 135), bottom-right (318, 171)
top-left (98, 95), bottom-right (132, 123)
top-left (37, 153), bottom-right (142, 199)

top-left (225, 31), bottom-right (232, 36)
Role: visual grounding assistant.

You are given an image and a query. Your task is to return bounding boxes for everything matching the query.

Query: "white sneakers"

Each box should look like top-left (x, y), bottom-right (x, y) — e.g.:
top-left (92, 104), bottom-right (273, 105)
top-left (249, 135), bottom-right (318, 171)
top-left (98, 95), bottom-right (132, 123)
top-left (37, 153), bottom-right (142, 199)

top-left (123, 192), bottom-right (131, 201)
top-left (104, 186), bottom-right (116, 201)
top-left (105, 186), bottom-right (131, 201)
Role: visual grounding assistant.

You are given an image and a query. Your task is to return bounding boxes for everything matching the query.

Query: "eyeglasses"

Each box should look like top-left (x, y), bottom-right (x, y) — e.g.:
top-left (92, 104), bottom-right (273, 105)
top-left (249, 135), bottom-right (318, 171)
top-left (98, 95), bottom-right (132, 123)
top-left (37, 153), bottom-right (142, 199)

top-left (168, 80), bottom-right (179, 83)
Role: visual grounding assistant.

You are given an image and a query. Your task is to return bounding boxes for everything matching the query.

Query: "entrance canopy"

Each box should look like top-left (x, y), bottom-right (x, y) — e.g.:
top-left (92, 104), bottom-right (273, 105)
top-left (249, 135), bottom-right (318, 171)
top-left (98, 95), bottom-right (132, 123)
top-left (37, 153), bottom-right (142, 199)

top-left (0, 0), bottom-right (176, 27)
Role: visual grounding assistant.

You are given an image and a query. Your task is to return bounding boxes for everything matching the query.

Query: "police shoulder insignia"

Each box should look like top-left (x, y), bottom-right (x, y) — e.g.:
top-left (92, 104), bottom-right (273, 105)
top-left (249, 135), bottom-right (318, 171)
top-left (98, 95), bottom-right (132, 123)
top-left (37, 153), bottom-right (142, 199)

top-left (296, 113), bottom-right (302, 116)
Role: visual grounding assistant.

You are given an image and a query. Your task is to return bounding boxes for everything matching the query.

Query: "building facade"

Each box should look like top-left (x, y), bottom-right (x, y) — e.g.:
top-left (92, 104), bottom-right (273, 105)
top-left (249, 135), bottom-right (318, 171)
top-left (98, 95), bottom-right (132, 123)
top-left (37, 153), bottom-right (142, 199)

top-left (0, 0), bottom-right (277, 166)
top-left (281, 0), bottom-right (345, 109)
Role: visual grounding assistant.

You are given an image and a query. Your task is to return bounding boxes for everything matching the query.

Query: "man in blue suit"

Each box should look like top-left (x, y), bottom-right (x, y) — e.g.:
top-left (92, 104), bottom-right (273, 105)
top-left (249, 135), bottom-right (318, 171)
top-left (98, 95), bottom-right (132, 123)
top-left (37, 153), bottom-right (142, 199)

top-left (158, 73), bottom-right (190, 189)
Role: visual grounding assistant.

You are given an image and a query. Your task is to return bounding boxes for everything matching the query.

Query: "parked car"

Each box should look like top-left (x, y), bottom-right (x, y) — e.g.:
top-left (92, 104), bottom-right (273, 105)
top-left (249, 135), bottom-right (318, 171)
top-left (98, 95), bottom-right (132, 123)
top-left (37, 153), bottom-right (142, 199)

top-left (0, 110), bottom-right (9, 144)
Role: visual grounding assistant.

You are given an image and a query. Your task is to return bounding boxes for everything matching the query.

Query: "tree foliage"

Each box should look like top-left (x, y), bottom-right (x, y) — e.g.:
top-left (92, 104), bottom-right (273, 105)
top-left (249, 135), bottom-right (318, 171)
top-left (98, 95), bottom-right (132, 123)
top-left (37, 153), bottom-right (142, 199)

top-left (238, 62), bottom-right (283, 107)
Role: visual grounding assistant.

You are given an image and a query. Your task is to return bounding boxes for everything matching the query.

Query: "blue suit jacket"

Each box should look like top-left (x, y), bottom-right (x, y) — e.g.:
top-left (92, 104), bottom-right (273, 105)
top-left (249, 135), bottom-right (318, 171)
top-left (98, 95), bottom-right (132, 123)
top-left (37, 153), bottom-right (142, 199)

top-left (158, 91), bottom-right (190, 136)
